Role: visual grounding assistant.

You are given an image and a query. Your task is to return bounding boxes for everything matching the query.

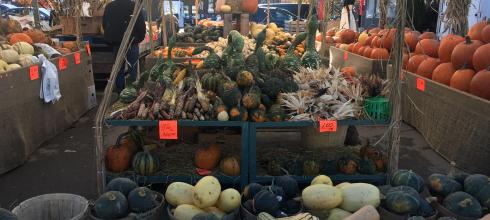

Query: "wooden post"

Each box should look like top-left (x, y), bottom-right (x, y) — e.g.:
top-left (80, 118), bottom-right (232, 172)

top-left (32, 0), bottom-right (41, 29)
top-left (223, 13), bottom-right (232, 37)
top-left (169, 0), bottom-right (174, 36)
top-left (146, 0), bottom-right (154, 52)
top-left (267, 0), bottom-right (270, 24)
top-left (195, 0), bottom-right (199, 25)
top-left (240, 14), bottom-right (250, 35)
top-left (161, 0), bottom-right (168, 47)
top-left (296, 0), bottom-right (302, 34)
top-left (320, 0), bottom-right (330, 56)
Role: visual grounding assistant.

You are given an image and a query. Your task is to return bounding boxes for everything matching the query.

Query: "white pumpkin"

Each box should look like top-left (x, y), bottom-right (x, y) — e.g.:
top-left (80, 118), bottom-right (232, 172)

top-left (302, 184), bottom-right (342, 210)
top-left (204, 207), bottom-right (225, 219)
top-left (192, 176), bottom-right (221, 208)
top-left (327, 208), bottom-right (352, 220)
top-left (0, 49), bottom-right (19, 64)
top-left (6, 63), bottom-right (21, 71)
top-left (13, 42), bottom-right (34, 55)
top-left (165, 182), bottom-right (195, 207)
top-left (173, 204), bottom-right (205, 220)
top-left (216, 188), bottom-right (240, 213)
top-left (311, 175), bottom-right (333, 186)
top-left (217, 111), bottom-right (229, 121)
top-left (340, 183), bottom-right (381, 212)
top-left (18, 54), bottom-right (35, 67)
top-left (336, 182), bottom-right (351, 189)
top-left (1, 44), bottom-right (12, 50)
top-left (0, 59), bottom-right (8, 73)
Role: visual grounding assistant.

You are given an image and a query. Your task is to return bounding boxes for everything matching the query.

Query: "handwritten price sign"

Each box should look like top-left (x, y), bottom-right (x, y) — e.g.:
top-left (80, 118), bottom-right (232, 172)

top-left (343, 51), bottom-right (348, 61)
top-left (159, 120), bottom-right (178, 139)
top-left (86, 43), bottom-right (91, 55)
top-left (74, 52), bottom-right (81, 64)
top-left (29, 65), bottom-right (39, 80)
top-left (319, 120), bottom-right (337, 132)
top-left (58, 57), bottom-right (68, 71)
top-left (416, 78), bottom-right (425, 91)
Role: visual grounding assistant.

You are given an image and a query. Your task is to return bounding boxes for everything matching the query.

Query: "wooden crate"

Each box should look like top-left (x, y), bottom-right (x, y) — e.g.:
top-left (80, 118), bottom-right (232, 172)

top-left (402, 71), bottom-right (490, 175)
top-left (329, 46), bottom-right (389, 78)
top-left (60, 16), bottom-right (102, 35)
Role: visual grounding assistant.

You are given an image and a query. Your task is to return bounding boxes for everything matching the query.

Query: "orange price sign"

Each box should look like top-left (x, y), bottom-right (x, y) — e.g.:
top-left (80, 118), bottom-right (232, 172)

top-left (59, 57), bottom-right (68, 71)
top-left (86, 43), bottom-right (91, 55)
top-left (74, 52), bottom-right (81, 64)
top-left (343, 51), bottom-right (348, 61)
top-left (416, 78), bottom-right (425, 91)
top-left (319, 120), bottom-right (337, 132)
top-left (29, 65), bottom-right (39, 80)
top-left (159, 120), bottom-right (178, 139)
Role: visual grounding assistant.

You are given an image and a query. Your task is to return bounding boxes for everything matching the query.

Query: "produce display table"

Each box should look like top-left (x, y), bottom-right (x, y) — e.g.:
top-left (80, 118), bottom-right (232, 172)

top-left (0, 50), bottom-right (96, 174)
top-left (329, 46), bottom-right (389, 78)
top-left (402, 71), bottom-right (490, 175)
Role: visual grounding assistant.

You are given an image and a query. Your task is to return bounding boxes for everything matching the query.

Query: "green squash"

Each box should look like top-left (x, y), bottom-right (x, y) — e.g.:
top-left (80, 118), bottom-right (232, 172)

top-left (262, 185), bottom-right (286, 204)
top-left (449, 172), bottom-right (469, 185)
top-left (219, 81), bottom-right (242, 108)
top-left (279, 32), bottom-right (307, 73)
top-left (0, 208), bottom-right (17, 220)
top-left (358, 158), bottom-right (377, 175)
top-left (105, 177), bottom-right (138, 197)
top-left (192, 213), bottom-right (220, 220)
top-left (464, 174), bottom-right (489, 196)
top-left (275, 176), bottom-right (299, 199)
top-left (427, 173), bottom-right (462, 197)
top-left (254, 190), bottom-right (280, 216)
top-left (301, 14), bottom-right (321, 69)
top-left (243, 199), bottom-right (255, 214)
top-left (443, 191), bottom-right (482, 218)
top-left (132, 149), bottom-right (159, 176)
top-left (223, 30), bottom-right (245, 80)
top-left (320, 160), bottom-right (338, 175)
top-left (303, 160), bottom-right (320, 176)
top-left (119, 85), bottom-right (138, 103)
top-left (265, 53), bottom-right (279, 70)
top-left (194, 47), bottom-right (222, 69)
top-left (385, 186), bottom-right (420, 215)
top-left (243, 183), bottom-right (263, 200)
top-left (201, 72), bottom-right (226, 92)
top-left (286, 159), bottom-right (303, 176)
top-left (128, 187), bottom-right (157, 213)
top-left (391, 169), bottom-right (425, 193)
top-left (475, 183), bottom-right (490, 209)
top-left (417, 195), bottom-right (436, 217)
top-left (94, 191), bottom-right (129, 219)
top-left (267, 104), bottom-right (286, 122)
top-left (246, 28), bottom-right (267, 73)
top-left (236, 70), bottom-right (254, 88)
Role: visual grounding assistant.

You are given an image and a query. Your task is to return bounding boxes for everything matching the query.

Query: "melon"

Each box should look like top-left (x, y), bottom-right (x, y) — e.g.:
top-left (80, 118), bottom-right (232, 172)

top-left (105, 177), bottom-right (138, 197)
top-left (165, 182), bottom-right (195, 207)
top-left (302, 184), bottom-right (342, 210)
top-left (340, 183), bottom-right (381, 212)
top-left (0, 49), bottom-right (19, 64)
top-left (443, 191), bottom-right (482, 218)
top-left (94, 191), bottom-right (129, 219)
top-left (216, 188), bottom-right (240, 213)
top-left (128, 187), bottom-right (157, 213)
top-left (192, 176), bottom-right (221, 208)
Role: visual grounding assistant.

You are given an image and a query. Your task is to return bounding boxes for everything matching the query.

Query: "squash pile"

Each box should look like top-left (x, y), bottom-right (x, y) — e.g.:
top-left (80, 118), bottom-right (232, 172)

top-left (166, 176), bottom-right (241, 220)
top-left (153, 46), bottom-right (194, 58)
top-left (176, 24), bottom-right (223, 44)
top-left (92, 178), bottom-right (161, 218)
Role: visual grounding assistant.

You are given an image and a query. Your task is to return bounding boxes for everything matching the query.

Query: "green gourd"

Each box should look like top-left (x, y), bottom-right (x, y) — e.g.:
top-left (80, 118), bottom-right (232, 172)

top-left (279, 32), bottom-right (307, 73)
top-left (301, 15), bottom-right (321, 69)
top-left (223, 30), bottom-right (245, 80)
top-left (236, 70), bottom-right (254, 88)
top-left (193, 46), bottom-right (222, 69)
top-left (105, 177), bottom-right (138, 197)
top-left (254, 190), bottom-right (280, 215)
top-left (132, 148), bottom-right (159, 176)
top-left (265, 53), bottom-right (280, 70)
top-left (128, 187), bottom-right (157, 213)
top-left (94, 191), bottom-right (129, 219)
top-left (119, 85), bottom-right (138, 103)
top-left (201, 72), bottom-right (226, 92)
top-left (219, 81), bottom-right (242, 108)
top-left (385, 186), bottom-right (420, 215)
top-left (242, 86), bottom-right (262, 110)
top-left (246, 28), bottom-right (267, 73)
top-left (427, 173), bottom-right (462, 197)
top-left (391, 169), bottom-right (425, 193)
top-left (443, 191), bottom-right (482, 218)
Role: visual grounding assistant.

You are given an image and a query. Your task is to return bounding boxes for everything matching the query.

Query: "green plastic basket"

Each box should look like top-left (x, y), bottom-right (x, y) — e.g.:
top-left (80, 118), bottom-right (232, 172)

top-left (365, 97), bottom-right (390, 120)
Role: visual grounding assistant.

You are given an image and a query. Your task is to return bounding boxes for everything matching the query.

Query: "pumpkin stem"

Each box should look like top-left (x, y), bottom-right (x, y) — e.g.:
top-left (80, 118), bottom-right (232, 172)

top-left (464, 36), bottom-right (472, 44)
top-left (108, 192), bottom-right (116, 201)
top-left (138, 189), bottom-right (146, 197)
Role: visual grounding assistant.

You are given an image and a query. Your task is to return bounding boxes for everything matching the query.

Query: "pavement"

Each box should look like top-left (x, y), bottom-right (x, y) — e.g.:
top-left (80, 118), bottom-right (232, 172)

top-left (0, 105), bottom-right (451, 209)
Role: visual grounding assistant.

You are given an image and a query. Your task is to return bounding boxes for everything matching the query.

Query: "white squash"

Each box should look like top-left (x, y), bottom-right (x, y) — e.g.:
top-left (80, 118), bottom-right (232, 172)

top-left (192, 176), bottom-right (221, 208)
top-left (165, 182), bottom-right (195, 207)
top-left (220, 4), bottom-right (232, 13)
top-left (340, 183), bottom-right (380, 212)
top-left (204, 207), bottom-right (225, 219)
top-left (335, 182), bottom-right (351, 189)
top-left (13, 42), bottom-right (34, 55)
top-left (0, 49), bottom-right (19, 63)
top-left (216, 188), bottom-right (240, 213)
top-left (6, 63), bottom-right (21, 71)
top-left (217, 111), bottom-right (229, 121)
top-left (1, 44), bottom-right (12, 50)
top-left (302, 184), bottom-right (342, 210)
top-left (327, 208), bottom-right (352, 220)
top-left (18, 54), bottom-right (35, 67)
top-left (343, 205), bottom-right (380, 220)
top-left (0, 59), bottom-right (8, 73)
top-left (311, 175), bottom-right (333, 186)
top-left (173, 204), bottom-right (205, 220)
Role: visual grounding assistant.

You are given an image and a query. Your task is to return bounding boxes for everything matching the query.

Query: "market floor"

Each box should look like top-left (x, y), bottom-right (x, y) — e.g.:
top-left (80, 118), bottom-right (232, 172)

top-left (0, 108), bottom-right (451, 209)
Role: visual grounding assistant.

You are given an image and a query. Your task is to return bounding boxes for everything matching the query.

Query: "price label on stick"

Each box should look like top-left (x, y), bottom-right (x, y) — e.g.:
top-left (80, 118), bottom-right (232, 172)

top-left (344, 51), bottom-right (348, 61)
top-left (416, 78), bottom-right (425, 91)
top-left (159, 120), bottom-right (178, 139)
top-left (319, 120), bottom-right (337, 132)
top-left (74, 52), bottom-right (81, 64)
top-left (85, 43), bottom-right (91, 55)
top-left (29, 65), bottom-right (39, 80)
top-left (59, 57), bottom-right (68, 71)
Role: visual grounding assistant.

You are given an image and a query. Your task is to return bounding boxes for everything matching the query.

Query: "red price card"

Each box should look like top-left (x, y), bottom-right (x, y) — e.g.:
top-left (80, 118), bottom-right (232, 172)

top-left (74, 52), bottom-right (81, 64)
top-left (59, 57), bottom-right (68, 71)
top-left (344, 51), bottom-right (348, 61)
top-left (416, 78), bottom-right (425, 91)
top-left (319, 120), bottom-right (337, 132)
top-left (159, 120), bottom-right (178, 139)
top-left (85, 43), bottom-right (91, 55)
top-left (29, 65), bottom-right (39, 80)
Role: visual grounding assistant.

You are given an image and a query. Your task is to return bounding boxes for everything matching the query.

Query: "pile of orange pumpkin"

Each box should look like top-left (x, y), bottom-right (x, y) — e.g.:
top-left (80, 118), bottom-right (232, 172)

top-left (403, 19), bottom-right (490, 101)
top-left (195, 143), bottom-right (240, 176)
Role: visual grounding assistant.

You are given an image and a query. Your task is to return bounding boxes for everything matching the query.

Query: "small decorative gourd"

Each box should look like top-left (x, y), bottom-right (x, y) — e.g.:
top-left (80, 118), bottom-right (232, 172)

top-left (195, 143), bottom-right (221, 170)
top-left (132, 147), bottom-right (159, 175)
top-left (219, 156), bottom-right (240, 176)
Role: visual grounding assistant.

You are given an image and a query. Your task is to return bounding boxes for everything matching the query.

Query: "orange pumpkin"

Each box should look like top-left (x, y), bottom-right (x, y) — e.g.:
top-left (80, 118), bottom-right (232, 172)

top-left (450, 68), bottom-right (475, 92)
top-left (195, 143), bottom-right (221, 170)
top-left (438, 34), bottom-right (464, 62)
top-left (451, 36), bottom-right (483, 69)
top-left (9, 33), bottom-right (33, 45)
top-left (372, 36), bottom-right (382, 48)
top-left (363, 47), bottom-right (373, 58)
top-left (415, 39), bottom-right (440, 58)
top-left (368, 27), bottom-right (381, 35)
top-left (220, 156), bottom-right (240, 176)
top-left (407, 54), bottom-right (428, 73)
top-left (327, 27), bottom-right (337, 37)
top-left (352, 42), bottom-right (363, 54)
top-left (381, 28), bottom-right (396, 51)
top-left (416, 57), bottom-right (441, 79)
top-left (325, 36), bottom-right (335, 43)
top-left (468, 19), bottom-right (487, 41)
top-left (482, 19), bottom-right (490, 43)
top-left (405, 31), bottom-right (420, 52)
top-left (419, 31), bottom-right (436, 40)
top-left (370, 48), bottom-right (389, 60)
top-left (472, 43), bottom-right (490, 72)
top-left (24, 29), bottom-right (47, 44)
top-left (341, 66), bottom-right (356, 78)
top-left (339, 29), bottom-right (357, 44)
top-left (105, 133), bottom-right (137, 173)
top-left (402, 53), bottom-right (409, 70)
top-left (358, 46), bottom-right (366, 56)
top-left (63, 41), bottom-right (78, 52)
top-left (470, 67), bottom-right (490, 100)
top-left (432, 63), bottom-right (456, 85)
top-left (241, 0), bottom-right (258, 13)
top-left (365, 35), bottom-right (374, 47)
top-left (347, 43), bottom-right (355, 52)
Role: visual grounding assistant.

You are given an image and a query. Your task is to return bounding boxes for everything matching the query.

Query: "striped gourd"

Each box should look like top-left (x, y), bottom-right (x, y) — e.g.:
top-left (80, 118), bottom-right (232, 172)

top-left (132, 148), bottom-right (159, 176)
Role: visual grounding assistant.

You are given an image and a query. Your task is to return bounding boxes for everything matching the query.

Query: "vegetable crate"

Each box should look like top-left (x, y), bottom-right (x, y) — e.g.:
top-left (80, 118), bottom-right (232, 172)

top-left (104, 120), bottom-right (250, 190)
top-left (402, 71), bottom-right (490, 175)
top-left (248, 121), bottom-right (389, 187)
top-left (329, 46), bottom-right (389, 79)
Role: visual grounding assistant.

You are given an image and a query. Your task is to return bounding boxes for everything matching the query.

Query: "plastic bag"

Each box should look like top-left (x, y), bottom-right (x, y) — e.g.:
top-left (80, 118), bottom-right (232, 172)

top-left (39, 54), bottom-right (61, 103)
top-left (34, 43), bottom-right (61, 59)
